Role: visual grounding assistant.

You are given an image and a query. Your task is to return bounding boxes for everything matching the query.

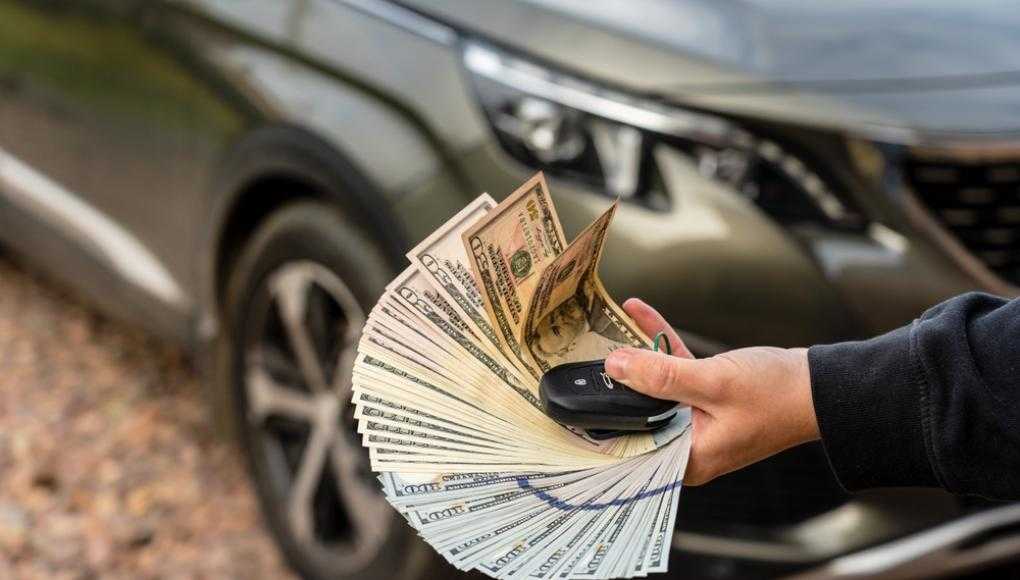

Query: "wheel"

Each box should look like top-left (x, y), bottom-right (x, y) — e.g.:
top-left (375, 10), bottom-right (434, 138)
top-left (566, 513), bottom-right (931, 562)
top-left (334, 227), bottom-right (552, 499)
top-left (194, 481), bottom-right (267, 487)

top-left (221, 200), bottom-right (430, 580)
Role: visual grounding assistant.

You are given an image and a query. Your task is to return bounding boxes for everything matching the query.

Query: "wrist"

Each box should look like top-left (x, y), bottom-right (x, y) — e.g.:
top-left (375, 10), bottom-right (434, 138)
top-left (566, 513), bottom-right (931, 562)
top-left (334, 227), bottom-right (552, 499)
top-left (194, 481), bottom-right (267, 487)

top-left (788, 347), bottom-right (821, 444)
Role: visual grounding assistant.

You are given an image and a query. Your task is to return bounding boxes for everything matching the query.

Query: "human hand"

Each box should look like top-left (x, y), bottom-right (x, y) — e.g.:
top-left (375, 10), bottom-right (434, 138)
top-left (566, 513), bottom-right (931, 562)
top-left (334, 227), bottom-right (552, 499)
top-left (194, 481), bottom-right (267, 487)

top-left (607, 298), bottom-right (820, 485)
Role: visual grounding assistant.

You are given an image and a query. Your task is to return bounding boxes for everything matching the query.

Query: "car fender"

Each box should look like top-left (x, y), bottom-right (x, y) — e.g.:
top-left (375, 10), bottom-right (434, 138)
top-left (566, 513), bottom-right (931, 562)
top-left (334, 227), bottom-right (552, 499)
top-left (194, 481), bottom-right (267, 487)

top-left (195, 123), bottom-right (408, 345)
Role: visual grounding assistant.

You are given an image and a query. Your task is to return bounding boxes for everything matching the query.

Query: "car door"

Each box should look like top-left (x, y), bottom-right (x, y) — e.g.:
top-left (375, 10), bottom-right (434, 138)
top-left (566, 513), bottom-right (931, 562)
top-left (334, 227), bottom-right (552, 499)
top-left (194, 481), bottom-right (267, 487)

top-left (0, 0), bottom-right (245, 339)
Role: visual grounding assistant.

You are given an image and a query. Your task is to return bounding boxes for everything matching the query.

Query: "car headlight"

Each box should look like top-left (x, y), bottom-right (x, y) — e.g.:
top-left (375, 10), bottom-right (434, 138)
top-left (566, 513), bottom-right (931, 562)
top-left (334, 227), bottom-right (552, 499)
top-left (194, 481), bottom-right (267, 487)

top-left (463, 41), bottom-right (865, 230)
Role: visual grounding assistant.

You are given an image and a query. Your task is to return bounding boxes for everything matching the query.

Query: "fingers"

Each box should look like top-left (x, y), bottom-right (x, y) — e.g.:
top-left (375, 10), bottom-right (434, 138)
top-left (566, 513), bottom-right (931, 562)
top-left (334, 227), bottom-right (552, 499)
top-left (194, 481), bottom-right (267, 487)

top-left (622, 298), bottom-right (693, 359)
top-left (682, 408), bottom-right (711, 486)
top-left (605, 348), bottom-right (716, 406)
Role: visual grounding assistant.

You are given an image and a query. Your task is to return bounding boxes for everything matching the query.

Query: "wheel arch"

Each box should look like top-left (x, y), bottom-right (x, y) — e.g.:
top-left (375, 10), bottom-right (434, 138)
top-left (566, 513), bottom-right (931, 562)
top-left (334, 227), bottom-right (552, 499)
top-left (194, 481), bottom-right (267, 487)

top-left (195, 123), bottom-right (410, 439)
top-left (198, 123), bottom-right (408, 347)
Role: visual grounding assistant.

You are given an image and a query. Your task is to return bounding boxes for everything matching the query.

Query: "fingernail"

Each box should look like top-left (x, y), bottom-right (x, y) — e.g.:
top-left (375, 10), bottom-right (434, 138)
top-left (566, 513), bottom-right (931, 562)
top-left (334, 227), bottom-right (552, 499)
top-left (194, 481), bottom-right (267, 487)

top-left (623, 297), bottom-right (647, 312)
top-left (605, 349), bottom-right (632, 380)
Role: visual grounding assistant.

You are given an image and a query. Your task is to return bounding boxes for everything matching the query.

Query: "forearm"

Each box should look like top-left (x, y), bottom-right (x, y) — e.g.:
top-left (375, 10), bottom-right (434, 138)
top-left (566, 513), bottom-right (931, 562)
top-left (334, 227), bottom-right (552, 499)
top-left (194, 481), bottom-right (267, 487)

top-left (809, 292), bottom-right (1020, 500)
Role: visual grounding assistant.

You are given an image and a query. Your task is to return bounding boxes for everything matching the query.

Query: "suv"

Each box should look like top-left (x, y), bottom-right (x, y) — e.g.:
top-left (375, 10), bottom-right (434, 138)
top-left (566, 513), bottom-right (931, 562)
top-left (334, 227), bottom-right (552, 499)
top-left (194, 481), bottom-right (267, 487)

top-left (1, 0), bottom-right (1018, 578)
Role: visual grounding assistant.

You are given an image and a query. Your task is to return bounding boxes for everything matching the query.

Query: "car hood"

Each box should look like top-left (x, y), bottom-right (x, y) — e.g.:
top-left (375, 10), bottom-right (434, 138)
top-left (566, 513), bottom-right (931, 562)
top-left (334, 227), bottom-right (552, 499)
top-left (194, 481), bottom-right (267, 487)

top-left (401, 0), bottom-right (1020, 135)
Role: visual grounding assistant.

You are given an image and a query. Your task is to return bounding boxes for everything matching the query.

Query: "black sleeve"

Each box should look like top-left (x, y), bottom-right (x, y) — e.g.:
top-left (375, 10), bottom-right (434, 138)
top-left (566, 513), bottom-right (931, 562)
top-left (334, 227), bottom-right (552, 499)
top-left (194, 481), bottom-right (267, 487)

top-left (808, 292), bottom-right (1020, 500)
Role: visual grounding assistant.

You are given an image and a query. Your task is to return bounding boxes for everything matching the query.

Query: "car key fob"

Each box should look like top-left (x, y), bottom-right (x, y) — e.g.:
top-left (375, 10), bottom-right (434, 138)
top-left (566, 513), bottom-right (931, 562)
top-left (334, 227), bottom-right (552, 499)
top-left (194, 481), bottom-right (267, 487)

top-left (540, 359), bottom-right (678, 439)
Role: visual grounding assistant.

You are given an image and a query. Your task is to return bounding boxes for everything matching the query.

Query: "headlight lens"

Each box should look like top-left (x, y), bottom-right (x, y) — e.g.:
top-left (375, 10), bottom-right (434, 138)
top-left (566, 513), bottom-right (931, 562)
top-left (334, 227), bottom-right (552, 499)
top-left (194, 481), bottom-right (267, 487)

top-left (464, 42), bottom-right (865, 230)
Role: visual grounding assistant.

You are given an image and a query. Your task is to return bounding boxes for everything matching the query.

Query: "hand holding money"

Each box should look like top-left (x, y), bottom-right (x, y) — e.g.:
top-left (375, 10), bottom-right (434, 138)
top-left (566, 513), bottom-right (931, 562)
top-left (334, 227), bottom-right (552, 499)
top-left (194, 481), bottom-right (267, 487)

top-left (605, 310), bottom-right (818, 486)
top-left (352, 173), bottom-right (694, 578)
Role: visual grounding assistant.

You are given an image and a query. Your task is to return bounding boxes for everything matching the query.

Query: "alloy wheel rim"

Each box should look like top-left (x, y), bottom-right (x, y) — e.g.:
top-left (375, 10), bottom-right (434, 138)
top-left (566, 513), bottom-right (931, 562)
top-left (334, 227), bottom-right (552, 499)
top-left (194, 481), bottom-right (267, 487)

top-left (243, 260), bottom-right (390, 573)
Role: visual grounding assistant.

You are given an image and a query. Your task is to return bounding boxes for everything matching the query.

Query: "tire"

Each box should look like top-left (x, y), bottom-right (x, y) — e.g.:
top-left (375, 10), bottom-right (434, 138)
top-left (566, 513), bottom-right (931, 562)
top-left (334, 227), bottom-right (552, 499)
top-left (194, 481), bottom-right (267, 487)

top-left (220, 200), bottom-right (431, 580)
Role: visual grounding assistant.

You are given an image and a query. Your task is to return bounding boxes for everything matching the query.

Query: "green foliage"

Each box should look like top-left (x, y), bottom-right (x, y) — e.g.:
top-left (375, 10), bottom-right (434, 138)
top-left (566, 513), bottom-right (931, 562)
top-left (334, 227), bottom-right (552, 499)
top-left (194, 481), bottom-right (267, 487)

top-left (0, 0), bottom-right (242, 134)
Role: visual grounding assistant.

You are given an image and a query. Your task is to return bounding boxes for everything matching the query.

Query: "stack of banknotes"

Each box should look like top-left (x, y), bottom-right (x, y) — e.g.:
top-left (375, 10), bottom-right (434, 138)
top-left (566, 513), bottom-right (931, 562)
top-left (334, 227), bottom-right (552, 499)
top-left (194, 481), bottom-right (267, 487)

top-left (352, 173), bottom-right (693, 579)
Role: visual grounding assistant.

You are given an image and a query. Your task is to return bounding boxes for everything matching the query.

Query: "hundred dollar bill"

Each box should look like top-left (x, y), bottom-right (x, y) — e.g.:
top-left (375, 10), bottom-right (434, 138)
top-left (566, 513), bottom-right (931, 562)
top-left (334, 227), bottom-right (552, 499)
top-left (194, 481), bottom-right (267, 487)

top-left (406, 195), bottom-right (530, 372)
top-left (388, 267), bottom-right (538, 406)
top-left (520, 201), bottom-right (649, 375)
top-left (381, 267), bottom-right (635, 454)
top-left (463, 173), bottom-right (566, 380)
top-left (352, 173), bottom-right (694, 579)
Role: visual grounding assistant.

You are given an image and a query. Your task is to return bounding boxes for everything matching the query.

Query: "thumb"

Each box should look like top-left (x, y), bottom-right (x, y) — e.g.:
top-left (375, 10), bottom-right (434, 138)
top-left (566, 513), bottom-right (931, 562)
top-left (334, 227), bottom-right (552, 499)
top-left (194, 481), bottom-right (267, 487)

top-left (605, 348), bottom-right (716, 406)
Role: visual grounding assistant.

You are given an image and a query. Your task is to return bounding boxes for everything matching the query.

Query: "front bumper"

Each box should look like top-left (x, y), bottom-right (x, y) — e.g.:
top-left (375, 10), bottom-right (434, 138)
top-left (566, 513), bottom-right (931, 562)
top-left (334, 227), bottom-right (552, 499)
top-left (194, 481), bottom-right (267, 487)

top-left (792, 503), bottom-right (1020, 579)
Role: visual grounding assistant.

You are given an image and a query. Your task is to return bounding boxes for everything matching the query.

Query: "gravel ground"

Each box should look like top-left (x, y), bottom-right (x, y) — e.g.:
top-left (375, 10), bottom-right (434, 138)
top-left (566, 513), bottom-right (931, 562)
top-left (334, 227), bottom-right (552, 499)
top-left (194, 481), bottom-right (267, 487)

top-left (0, 254), bottom-right (297, 579)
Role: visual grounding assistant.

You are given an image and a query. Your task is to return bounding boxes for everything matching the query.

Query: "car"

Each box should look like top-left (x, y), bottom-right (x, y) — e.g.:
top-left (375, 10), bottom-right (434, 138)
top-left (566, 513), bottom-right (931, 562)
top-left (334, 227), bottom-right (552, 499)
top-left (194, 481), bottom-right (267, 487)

top-left (1, 0), bottom-right (1019, 578)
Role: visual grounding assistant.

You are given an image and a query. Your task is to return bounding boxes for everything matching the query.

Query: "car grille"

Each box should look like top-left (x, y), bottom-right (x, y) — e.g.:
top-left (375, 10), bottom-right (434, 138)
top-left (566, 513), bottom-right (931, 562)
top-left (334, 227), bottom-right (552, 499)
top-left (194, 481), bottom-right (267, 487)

top-left (904, 156), bottom-right (1020, 285)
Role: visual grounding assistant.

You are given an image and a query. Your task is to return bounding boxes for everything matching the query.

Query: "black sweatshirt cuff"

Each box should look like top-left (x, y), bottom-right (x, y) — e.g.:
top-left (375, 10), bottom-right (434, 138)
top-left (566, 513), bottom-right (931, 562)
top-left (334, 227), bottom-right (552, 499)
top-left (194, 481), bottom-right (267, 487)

top-left (808, 324), bottom-right (939, 492)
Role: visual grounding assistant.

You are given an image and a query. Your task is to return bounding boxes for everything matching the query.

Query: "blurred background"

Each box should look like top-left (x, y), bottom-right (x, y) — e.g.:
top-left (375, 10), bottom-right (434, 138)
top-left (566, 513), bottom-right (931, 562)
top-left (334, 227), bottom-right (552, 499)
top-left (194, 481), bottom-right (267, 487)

top-left (0, 0), bottom-right (1019, 578)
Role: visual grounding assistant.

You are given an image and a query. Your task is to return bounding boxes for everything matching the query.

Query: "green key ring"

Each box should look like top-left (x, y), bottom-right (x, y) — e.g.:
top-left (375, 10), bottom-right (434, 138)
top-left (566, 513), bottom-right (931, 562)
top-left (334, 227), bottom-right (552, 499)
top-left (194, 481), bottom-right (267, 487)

top-left (652, 331), bottom-right (672, 355)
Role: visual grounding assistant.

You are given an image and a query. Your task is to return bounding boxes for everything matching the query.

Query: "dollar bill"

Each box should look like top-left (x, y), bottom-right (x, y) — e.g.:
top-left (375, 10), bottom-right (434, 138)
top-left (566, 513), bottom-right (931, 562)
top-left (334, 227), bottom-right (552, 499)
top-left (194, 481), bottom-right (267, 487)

top-left (351, 173), bottom-right (693, 579)
top-left (463, 173), bottom-right (566, 380)
top-left (520, 201), bottom-right (649, 374)
top-left (406, 195), bottom-right (528, 372)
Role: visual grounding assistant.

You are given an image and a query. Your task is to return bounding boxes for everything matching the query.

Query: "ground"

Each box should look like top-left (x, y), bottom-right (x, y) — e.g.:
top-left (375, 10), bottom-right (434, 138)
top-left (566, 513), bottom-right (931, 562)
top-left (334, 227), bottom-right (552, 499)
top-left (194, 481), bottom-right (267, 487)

top-left (0, 254), bottom-right (296, 579)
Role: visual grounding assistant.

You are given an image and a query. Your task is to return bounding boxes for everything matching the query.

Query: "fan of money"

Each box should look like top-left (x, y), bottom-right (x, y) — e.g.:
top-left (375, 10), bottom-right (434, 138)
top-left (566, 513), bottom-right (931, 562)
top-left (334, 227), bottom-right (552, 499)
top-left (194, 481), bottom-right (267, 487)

top-left (352, 173), bottom-right (693, 579)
